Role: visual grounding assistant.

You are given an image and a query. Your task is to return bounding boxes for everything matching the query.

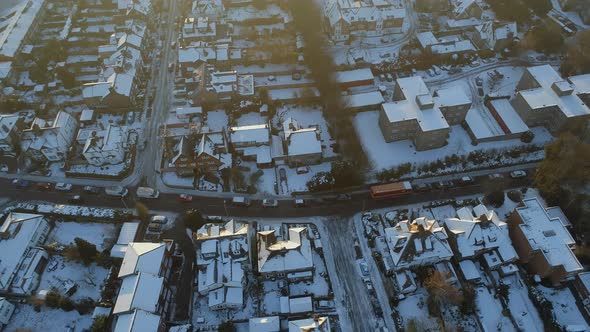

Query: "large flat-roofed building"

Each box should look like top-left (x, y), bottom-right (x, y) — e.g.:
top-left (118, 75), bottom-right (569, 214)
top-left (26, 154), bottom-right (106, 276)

top-left (378, 76), bottom-right (450, 150)
top-left (511, 65), bottom-right (590, 133)
top-left (508, 197), bottom-right (583, 285)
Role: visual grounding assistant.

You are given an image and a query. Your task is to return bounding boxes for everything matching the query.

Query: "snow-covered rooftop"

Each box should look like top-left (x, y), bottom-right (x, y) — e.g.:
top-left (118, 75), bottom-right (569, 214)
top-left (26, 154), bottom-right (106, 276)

top-left (118, 242), bottom-right (168, 278)
top-left (111, 222), bottom-right (140, 258)
top-left (487, 98), bottom-right (529, 134)
top-left (257, 227), bottom-right (313, 274)
top-left (288, 316), bottom-right (330, 332)
top-left (516, 65), bottom-right (590, 118)
top-left (342, 91), bottom-right (385, 109)
top-left (113, 272), bottom-right (164, 315)
top-left (334, 68), bottom-right (374, 84)
top-left (114, 309), bottom-right (161, 332)
top-left (384, 217), bottom-right (453, 270)
top-left (229, 123), bottom-right (270, 145)
top-left (513, 197), bottom-right (582, 274)
top-left (195, 220), bottom-right (248, 240)
top-left (382, 77), bottom-right (449, 132)
top-left (249, 316), bottom-right (280, 332)
top-left (0, 213), bottom-right (48, 290)
top-left (0, 0), bottom-right (46, 59)
top-left (444, 205), bottom-right (518, 267)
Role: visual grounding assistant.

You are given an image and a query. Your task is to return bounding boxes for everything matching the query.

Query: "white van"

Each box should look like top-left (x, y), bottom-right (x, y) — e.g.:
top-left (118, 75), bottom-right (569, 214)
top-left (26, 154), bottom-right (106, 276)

top-left (105, 186), bottom-right (128, 197)
top-left (136, 187), bottom-right (160, 199)
top-left (231, 196), bottom-right (251, 207)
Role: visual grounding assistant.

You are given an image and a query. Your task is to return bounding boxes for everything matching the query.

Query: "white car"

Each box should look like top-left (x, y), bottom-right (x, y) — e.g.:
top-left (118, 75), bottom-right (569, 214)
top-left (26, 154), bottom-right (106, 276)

top-left (262, 199), bottom-right (279, 208)
top-left (510, 170), bottom-right (527, 179)
top-left (55, 183), bottom-right (73, 191)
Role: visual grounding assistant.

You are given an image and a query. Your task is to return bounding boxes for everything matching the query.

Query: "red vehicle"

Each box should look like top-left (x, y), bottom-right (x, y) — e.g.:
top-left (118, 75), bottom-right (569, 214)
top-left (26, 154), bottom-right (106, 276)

top-left (177, 194), bottom-right (193, 202)
top-left (370, 181), bottom-right (412, 199)
top-left (36, 182), bottom-right (53, 191)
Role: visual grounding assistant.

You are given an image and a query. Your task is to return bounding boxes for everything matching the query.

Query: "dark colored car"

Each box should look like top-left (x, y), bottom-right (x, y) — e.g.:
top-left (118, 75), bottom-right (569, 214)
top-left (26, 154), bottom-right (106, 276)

top-left (13, 179), bottom-right (31, 188)
top-left (83, 186), bottom-right (100, 194)
top-left (36, 182), bottom-right (53, 191)
top-left (68, 195), bottom-right (84, 204)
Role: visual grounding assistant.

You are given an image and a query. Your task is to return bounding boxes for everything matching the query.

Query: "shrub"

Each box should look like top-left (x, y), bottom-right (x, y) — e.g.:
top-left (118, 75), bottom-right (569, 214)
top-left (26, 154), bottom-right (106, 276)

top-left (59, 297), bottom-right (75, 311)
top-left (74, 238), bottom-right (97, 264)
top-left (45, 291), bottom-right (60, 308)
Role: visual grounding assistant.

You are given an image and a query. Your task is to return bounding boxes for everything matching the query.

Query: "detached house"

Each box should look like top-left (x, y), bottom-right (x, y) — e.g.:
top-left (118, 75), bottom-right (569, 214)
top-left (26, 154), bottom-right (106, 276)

top-left (257, 227), bottom-right (314, 280)
top-left (20, 111), bottom-right (78, 163)
top-left (282, 118), bottom-right (322, 167)
top-left (83, 125), bottom-right (128, 166)
top-left (0, 115), bottom-right (25, 154)
top-left (0, 213), bottom-right (50, 295)
top-left (508, 197), bottom-right (583, 285)
top-left (195, 220), bottom-right (249, 310)
top-left (384, 217), bottom-right (454, 293)
top-left (445, 205), bottom-right (519, 276)
top-left (230, 123), bottom-right (272, 167)
top-left (113, 241), bottom-right (174, 331)
top-left (323, 0), bottom-right (405, 42)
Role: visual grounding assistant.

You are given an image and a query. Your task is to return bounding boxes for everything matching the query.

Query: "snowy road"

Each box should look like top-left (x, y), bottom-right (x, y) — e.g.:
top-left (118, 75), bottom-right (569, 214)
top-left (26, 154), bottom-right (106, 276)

top-left (321, 217), bottom-right (381, 332)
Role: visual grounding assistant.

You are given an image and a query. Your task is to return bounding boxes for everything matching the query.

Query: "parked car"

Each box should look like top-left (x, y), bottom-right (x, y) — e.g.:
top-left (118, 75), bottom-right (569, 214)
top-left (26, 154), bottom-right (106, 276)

top-left (292, 72), bottom-right (302, 80)
top-left (475, 77), bottom-right (483, 86)
top-left (470, 60), bottom-right (481, 67)
top-left (268, 75), bottom-right (276, 81)
top-left (262, 199), bottom-right (279, 208)
top-left (68, 195), bottom-right (84, 204)
top-left (126, 112), bottom-right (135, 124)
top-left (83, 186), bottom-right (100, 194)
top-left (177, 194), bottom-right (193, 202)
top-left (231, 196), bottom-right (251, 207)
top-left (509, 170), bottom-right (527, 179)
top-left (294, 198), bottom-right (306, 207)
top-left (0, 164), bottom-right (8, 172)
top-left (55, 183), bottom-right (73, 191)
top-left (150, 215), bottom-right (169, 224)
top-left (13, 179), bottom-right (30, 188)
top-left (296, 166), bottom-right (310, 174)
top-left (478, 87), bottom-right (484, 96)
top-left (414, 183), bottom-right (431, 192)
top-left (488, 173), bottom-right (504, 181)
top-left (458, 176), bottom-right (474, 186)
top-left (36, 182), bottom-right (53, 191)
top-left (336, 194), bottom-right (352, 201)
top-left (386, 73), bottom-right (393, 82)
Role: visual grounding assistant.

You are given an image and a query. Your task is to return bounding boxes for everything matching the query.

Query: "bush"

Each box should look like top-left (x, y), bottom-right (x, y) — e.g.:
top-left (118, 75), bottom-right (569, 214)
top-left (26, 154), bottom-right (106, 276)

top-left (521, 130), bottom-right (534, 143)
top-left (59, 296), bottom-right (75, 311)
top-left (485, 190), bottom-right (505, 207)
top-left (45, 291), bottom-right (61, 308)
top-left (306, 171), bottom-right (335, 192)
top-left (75, 237), bottom-right (97, 264)
top-left (507, 190), bottom-right (523, 203)
top-left (91, 315), bottom-right (109, 332)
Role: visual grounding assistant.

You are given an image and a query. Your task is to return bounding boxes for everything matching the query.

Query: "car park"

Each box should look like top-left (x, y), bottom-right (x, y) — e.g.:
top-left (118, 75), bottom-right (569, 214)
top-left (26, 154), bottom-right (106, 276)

top-left (177, 194), bottom-right (193, 202)
top-left (509, 170), bottom-right (527, 179)
top-left (55, 183), bottom-right (73, 191)
top-left (262, 199), bottom-right (279, 208)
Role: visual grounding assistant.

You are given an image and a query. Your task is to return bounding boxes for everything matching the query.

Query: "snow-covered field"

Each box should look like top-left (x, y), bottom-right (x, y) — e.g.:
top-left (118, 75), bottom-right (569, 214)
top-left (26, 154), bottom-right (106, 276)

top-left (38, 255), bottom-right (108, 301)
top-left (396, 291), bottom-right (440, 330)
top-left (47, 221), bottom-right (118, 252)
top-left (353, 111), bottom-right (552, 172)
top-left (6, 305), bottom-right (92, 332)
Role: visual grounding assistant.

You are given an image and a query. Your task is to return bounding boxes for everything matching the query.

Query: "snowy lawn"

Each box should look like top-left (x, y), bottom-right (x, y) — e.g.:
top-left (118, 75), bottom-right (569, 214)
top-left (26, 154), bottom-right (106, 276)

top-left (396, 291), bottom-right (440, 330)
top-left (289, 252), bottom-right (331, 298)
top-left (353, 111), bottom-right (552, 173)
top-left (6, 304), bottom-right (92, 332)
top-left (503, 275), bottom-right (544, 332)
top-left (277, 163), bottom-right (332, 194)
top-left (429, 204), bottom-right (457, 220)
top-left (537, 286), bottom-right (589, 330)
top-left (262, 280), bottom-right (283, 315)
top-left (205, 110), bottom-right (229, 131)
top-left (162, 172), bottom-right (194, 188)
top-left (475, 286), bottom-right (516, 331)
top-left (236, 112), bottom-right (267, 126)
top-left (48, 222), bottom-right (118, 252)
top-left (38, 255), bottom-right (108, 301)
